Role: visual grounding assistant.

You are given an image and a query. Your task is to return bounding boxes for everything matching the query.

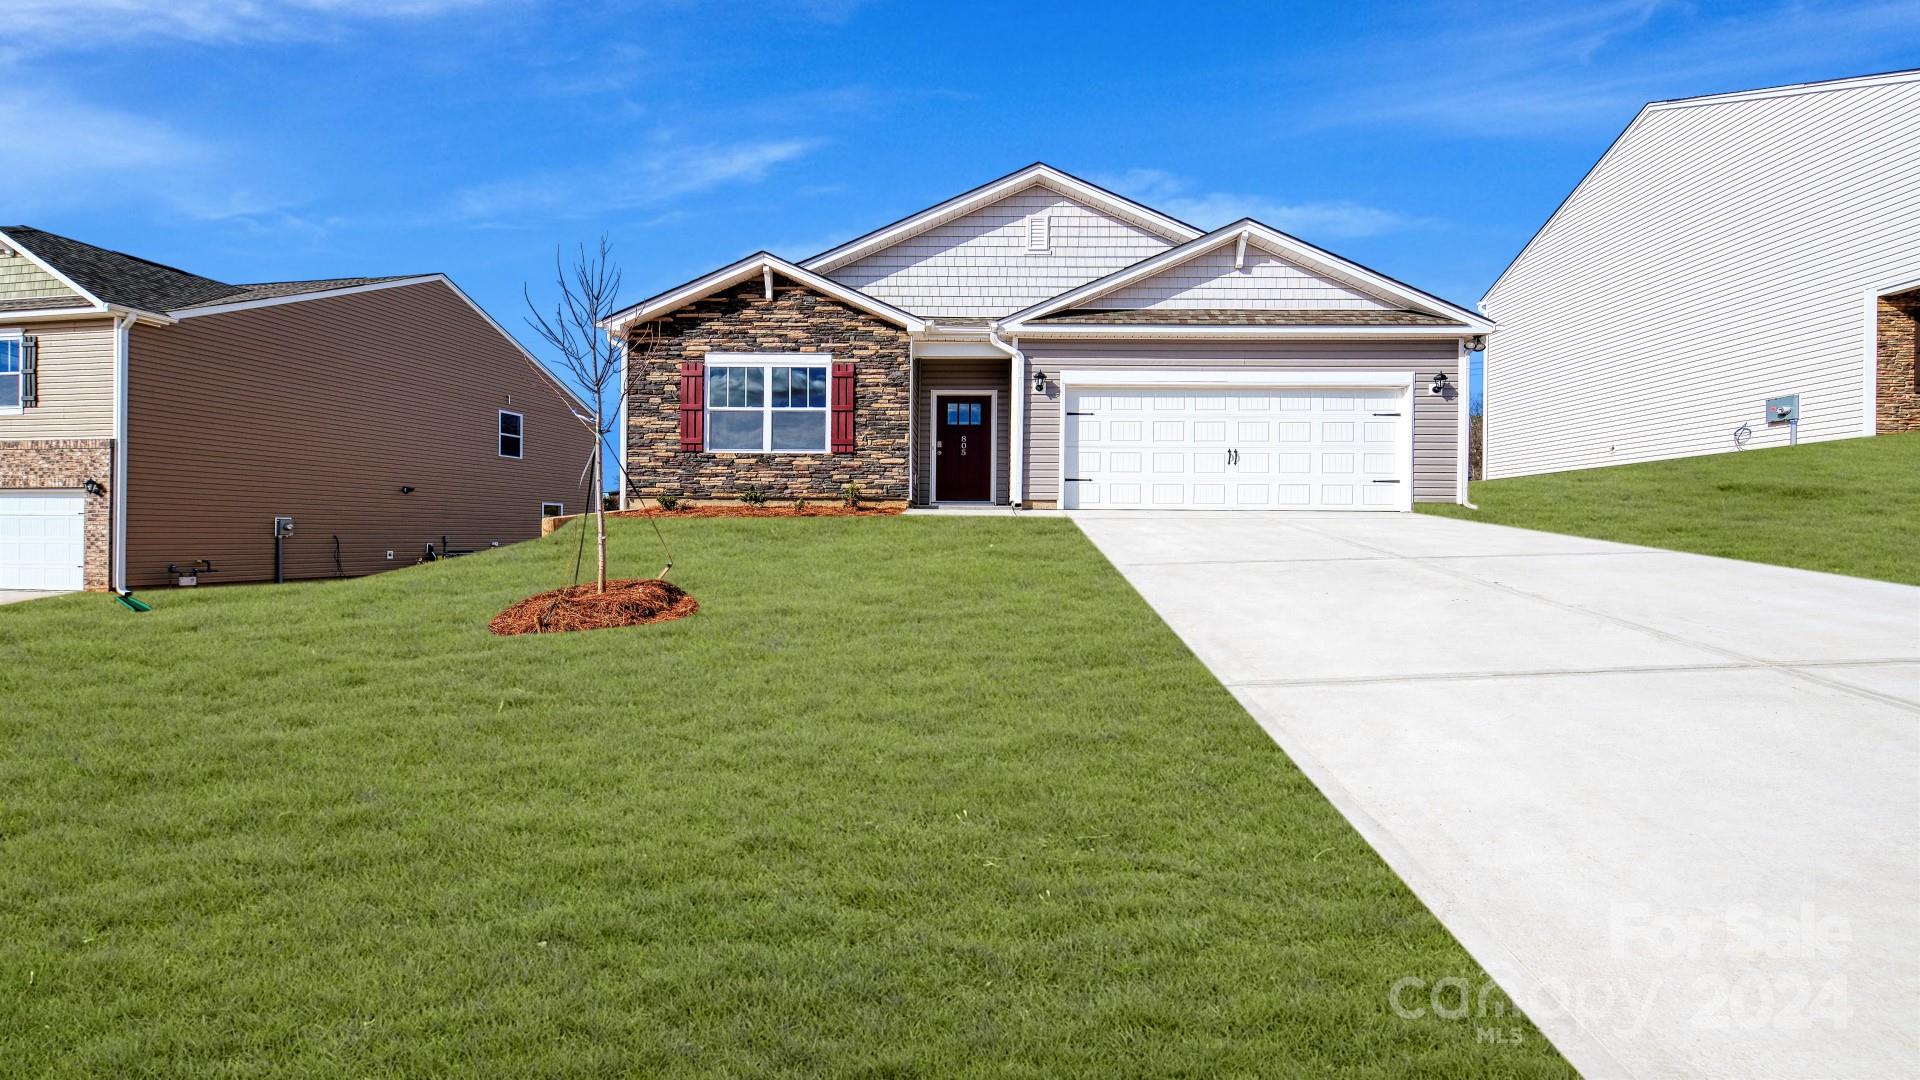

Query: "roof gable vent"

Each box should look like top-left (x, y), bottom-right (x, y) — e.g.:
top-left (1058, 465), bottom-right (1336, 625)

top-left (1025, 215), bottom-right (1051, 254)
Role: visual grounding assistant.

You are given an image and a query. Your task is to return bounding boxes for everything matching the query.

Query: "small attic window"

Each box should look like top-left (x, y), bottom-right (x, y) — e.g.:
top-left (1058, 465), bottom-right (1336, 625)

top-left (1025, 216), bottom-right (1051, 254)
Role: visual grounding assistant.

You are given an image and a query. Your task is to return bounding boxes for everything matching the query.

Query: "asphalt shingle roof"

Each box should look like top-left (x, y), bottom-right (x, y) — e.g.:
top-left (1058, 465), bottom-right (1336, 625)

top-left (2, 226), bottom-right (424, 314)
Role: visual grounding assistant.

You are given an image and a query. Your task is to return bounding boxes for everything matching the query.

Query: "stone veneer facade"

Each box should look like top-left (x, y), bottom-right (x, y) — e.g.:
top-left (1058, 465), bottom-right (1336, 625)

top-left (624, 277), bottom-right (912, 502)
top-left (1877, 291), bottom-right (1920, 433)
top-left (0, 438), bottom-right (112, 590)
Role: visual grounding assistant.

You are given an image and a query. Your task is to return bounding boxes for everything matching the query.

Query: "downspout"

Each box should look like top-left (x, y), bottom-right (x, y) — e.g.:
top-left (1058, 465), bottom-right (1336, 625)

top-left (989, 329), bottom-right (1024, 507)
top-left (1458, 336), bottom-right (1478, 509)
top-left (110, 313), bottom-right (132, 593)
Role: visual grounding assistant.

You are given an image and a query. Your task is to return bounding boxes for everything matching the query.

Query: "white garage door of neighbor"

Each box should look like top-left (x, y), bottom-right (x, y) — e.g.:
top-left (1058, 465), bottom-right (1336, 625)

top-left (1063, 385), bottom-right (1410, 510)
top-left (0, 490), bottom-right (87, 590)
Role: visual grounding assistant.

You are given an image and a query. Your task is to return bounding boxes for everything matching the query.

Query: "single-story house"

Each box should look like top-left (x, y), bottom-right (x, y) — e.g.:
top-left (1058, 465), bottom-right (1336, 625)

top-left (0, 227), bottom-right (593, 592)
top-left (606, 163), bottom-right (1491, 511)
top-left (1480, 69), bottom-right (1920, 478)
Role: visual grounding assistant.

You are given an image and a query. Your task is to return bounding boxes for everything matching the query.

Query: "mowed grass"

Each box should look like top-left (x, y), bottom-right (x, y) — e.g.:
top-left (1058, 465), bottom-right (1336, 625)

top-left (1, 517), bottom-right (1570, 1078)
top-left (1426, 433), bottom-right (1920, 585)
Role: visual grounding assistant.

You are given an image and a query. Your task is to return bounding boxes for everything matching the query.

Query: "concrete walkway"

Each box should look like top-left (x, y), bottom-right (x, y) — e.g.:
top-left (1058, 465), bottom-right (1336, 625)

top-left (1072, 510), bottom-right (1919, 1080)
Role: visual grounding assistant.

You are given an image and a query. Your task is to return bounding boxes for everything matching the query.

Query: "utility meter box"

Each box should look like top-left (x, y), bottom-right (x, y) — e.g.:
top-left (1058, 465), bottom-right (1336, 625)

top-left (273, 516), bottom-right (295, 538)
top-left (1765, 394), bottom-right (1799, 424)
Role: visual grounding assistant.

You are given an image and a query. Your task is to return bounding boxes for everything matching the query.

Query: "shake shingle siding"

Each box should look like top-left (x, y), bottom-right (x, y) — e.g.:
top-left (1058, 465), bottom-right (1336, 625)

top-left (1482, 74), bottom-right (1920, 478)
top-left (827, 191), bottom-right (1178, 318)
top-left (1083, 244), bottom-right (1393, 311)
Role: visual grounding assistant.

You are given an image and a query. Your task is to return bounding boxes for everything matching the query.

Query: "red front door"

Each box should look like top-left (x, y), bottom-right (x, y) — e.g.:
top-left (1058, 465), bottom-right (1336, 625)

top-left (935, 395), bottom-right (992, 502)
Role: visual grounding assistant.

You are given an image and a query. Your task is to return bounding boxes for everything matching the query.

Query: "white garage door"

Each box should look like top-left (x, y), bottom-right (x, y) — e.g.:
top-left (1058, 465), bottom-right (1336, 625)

top-left (1063, 385), bottom-right (1410, 510)
top-left (0, 491), bottom-right (87, 590)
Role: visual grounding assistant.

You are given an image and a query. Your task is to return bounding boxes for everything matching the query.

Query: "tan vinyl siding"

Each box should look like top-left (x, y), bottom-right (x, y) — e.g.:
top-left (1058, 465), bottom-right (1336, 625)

top-left (828, 189), bottom-right (1177, 318)
top-left (914, 358), bottom-right (1011, 504)
top-left (1085, 243), bottom-right (1394, 311)
top-left (1482, 74), bottom-right (1920, 477)
top-left (0, 318), bottom-right (115, 438)
top-left (1021, 339), bottom-right (1462, 503)
top-left (0, 248), bottom-right (78, 303)
top-left (126, 281), bottom-right (593, 588)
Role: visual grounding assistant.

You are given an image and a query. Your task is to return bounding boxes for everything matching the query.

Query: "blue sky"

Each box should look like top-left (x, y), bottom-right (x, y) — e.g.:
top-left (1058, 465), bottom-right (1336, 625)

top-left (4, 0), bottom-right (1917, 426)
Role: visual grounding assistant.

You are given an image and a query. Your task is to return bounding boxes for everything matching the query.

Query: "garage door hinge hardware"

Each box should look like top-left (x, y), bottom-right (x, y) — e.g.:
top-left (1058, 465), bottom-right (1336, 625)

top-left (1372, 479), bottom-right (1401, 484)
top-left (1065, 477), bottom-right (1089, 482)
top-left (1066, 410), bottom-right (1094, 416)
top-left (1372, 412), bottom-right (1401, 416)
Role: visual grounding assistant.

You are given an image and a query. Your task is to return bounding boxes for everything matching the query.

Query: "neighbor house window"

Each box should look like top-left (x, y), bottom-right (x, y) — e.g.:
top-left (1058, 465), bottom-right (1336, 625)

top-left (707, 360), bottom-right (828, 452)
top-left (541, 502), bottom-right (564, 518)
top-left (0, 335), bottom-right (20, 412)
top-left (498, 410), bottom-right (524, 458)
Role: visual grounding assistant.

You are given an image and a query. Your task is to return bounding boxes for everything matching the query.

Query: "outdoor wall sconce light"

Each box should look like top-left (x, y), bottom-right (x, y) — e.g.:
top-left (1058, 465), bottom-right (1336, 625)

top-left (1429, 372), bottom-right (1451, 396)
top-left (399, 485), bottom-right (415, 494)
top-left (1032, 369), bottom-right (1047, 394)
top-left (83, 478), bottom-right (105, 497)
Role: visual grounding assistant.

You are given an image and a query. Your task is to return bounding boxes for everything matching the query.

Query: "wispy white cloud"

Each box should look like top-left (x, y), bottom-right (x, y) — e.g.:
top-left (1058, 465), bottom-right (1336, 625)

top-left (0, 91), bottom-right (212, 205)
top-left (1102, 168), bottom-right (1424, 239)
top-left (0, 0), bottom-right (504, 52)
top-left (1319, 0), bottom-right (1920, 135)
top-left (446, 138), bottom-right (823, 223)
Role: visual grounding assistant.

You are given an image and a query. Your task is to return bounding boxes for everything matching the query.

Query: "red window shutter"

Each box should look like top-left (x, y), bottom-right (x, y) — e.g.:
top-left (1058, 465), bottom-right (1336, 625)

top-left (830, 362), bottom-right (856, 453)
top-left (678, 361), bottom-right (705, 452)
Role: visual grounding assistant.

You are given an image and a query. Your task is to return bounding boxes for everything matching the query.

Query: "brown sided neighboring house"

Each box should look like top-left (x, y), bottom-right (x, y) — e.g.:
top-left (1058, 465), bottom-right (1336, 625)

top-left (606, 163), bottom-right (1493, 513)
top-left (0, 227), bottom-right (593, 592)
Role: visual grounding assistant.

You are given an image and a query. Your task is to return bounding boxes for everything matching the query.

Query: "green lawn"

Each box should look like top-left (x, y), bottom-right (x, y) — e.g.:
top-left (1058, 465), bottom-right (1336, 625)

top-left (1, 517), bottom-right (1569, 1078)
top-left (1427, 433), bottom-right (1920, 585)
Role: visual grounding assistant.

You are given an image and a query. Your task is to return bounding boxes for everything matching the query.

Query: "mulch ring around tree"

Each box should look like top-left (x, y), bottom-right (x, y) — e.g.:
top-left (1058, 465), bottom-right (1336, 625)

top-left (613, 506), bottom-right (902, 519)
top-left (489, 579), bottom-right (698, 635)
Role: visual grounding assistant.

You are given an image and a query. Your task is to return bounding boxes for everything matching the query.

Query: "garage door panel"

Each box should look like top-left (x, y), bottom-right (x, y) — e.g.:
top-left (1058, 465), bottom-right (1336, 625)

top-left (1063, 384), bottom-right (1409, 512)
top-left (0, 491), bottom-right (86, 590)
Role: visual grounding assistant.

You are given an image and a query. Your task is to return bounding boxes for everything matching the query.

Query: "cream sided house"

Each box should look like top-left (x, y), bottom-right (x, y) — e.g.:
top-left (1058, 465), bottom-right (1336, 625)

top-left (1480, 70), bottom-right (1920, 478)
top-left (607, 164), bottom-right (1490, 513)
top-left (0, 227), bottom-right (592, 593)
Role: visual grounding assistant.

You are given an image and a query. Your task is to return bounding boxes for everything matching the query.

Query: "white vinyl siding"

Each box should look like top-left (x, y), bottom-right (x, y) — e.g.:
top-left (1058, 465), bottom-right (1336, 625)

top-left (1084, 242), bottom-right (1394, 311)
top-left (827, 189), bottom-right (1177, 319)
top-left (1481, 74), bottom-right (1920, 479)
top-left (1022, 339), bottom-right (1461, 504)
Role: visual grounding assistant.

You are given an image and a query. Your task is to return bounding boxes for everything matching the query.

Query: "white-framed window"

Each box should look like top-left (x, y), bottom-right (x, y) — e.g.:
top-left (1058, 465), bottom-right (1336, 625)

top-left (498, 409), bottom-right (524, 458)
top-left (541, 501), bottom-right (564, 519)
top-left (706, 354), bottom-right (830, 453)
top-left (0, 332), bottom-right (21, 413)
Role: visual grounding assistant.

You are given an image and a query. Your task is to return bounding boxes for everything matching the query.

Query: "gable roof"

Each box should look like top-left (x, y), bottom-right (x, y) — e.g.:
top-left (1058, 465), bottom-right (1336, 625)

top-left (1481, 67), bottom-right (1920, 305)
top-left (1001, 219), bottom-right (1493, 334)
top-left (602, 251), bottom-right (928, 335)
top-left (1031, 308), bottom-right (1462, 327)
top-left (800, 163), bottom-right (1203, 275)
top-left (0, 226), bottom-right (431, 318)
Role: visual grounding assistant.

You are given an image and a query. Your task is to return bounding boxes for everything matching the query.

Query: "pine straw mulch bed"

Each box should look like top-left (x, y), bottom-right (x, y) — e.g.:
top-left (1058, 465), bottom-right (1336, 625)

top-left (489, 579), bottom-right (698, 635)
top-left (612, 505), bottom-right (902, 519)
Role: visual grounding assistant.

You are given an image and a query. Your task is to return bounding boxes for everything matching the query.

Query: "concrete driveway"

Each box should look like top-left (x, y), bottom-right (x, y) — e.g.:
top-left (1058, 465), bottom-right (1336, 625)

top-left (0, 589), bottom-right (70, 606)
top-left (1072, 511), bottom-right (1919, 1080)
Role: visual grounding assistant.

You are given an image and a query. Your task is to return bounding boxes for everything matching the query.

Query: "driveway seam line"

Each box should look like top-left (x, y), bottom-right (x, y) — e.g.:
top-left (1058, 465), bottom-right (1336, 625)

top-left (1285, 521), bottom-right (1920, 715)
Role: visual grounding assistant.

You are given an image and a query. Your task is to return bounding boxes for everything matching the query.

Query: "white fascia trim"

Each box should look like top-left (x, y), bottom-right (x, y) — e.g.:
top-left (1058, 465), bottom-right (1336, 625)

top-left (1002, 220), bottom-right (1494, 332)
top-left (0, 228), bottom-right (108, 310)
top-left (1059, 369), bottom-right (1415, 389)
top-left (801, 164), bottom-right (1202, 273)
top-left (0, 306), bottom-right (122, 322)
top-left (604, 253), bottom-right (927, 335)
top-left (1863, 275), bottom-right (1920, 436)
top-left (1010, 324), bottom-right (1481, 339)
top-left (171, 275), bottom-right (442, 319)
